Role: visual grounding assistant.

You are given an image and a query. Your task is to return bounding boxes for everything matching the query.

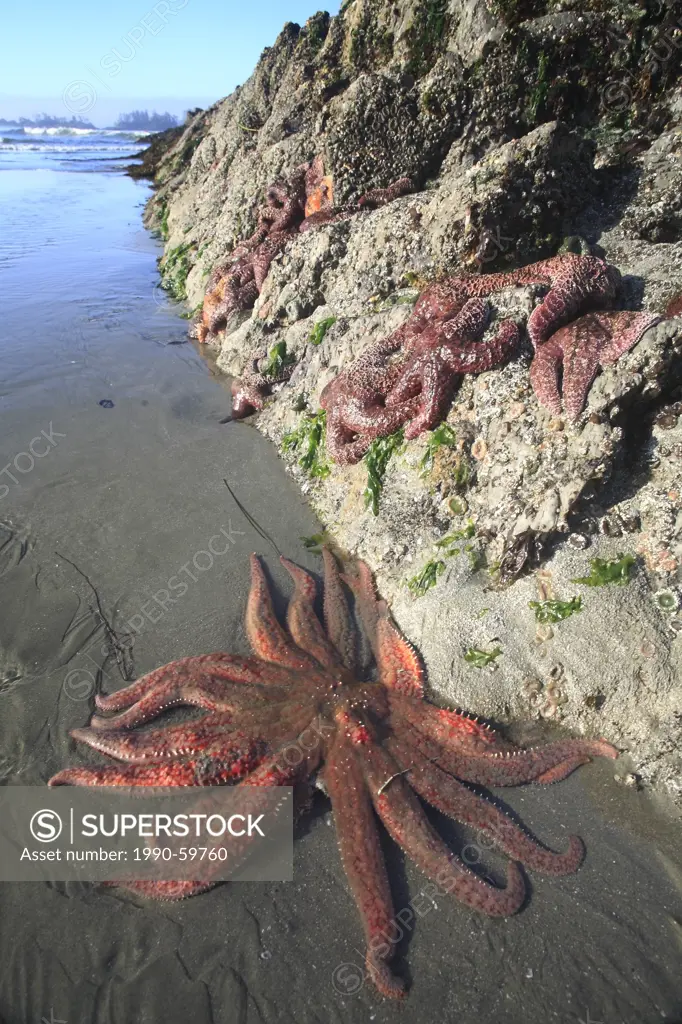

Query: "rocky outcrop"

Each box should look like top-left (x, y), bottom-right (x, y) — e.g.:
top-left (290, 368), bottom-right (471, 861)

top-left (144, 0), bottom-right (682, 801)
top-left (125, 123), bottom-right (184, 180)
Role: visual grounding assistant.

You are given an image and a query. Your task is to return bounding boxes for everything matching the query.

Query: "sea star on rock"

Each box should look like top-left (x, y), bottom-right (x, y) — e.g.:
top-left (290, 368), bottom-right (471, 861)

top-left (229, 353), bottom-right (297, 419)
top-left (196, 161), bottom-right (414, 345)
top-left (50, 549), bottom-right (617, 999)
top-left (320, 253), bottom-right (634, 460)
top-left (529, 310), bottom-right (663, 420)
top-left (195, 164), bottom-right (310, 344)
top-left (322, 298), bottom-right (520, 463)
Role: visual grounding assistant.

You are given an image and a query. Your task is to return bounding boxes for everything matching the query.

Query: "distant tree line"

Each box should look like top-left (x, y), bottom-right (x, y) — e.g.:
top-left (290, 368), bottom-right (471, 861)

top-left (0, 110), bottom-right (183, 132)
top-left (0, 114), bottom-right (96, 129)
top-left (112, 110), bottom-right (180, 131)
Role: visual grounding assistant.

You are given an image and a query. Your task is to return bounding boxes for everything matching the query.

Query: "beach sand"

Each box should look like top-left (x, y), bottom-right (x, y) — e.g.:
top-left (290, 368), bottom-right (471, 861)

top-left (0, 168), bottom-right (681, 1024)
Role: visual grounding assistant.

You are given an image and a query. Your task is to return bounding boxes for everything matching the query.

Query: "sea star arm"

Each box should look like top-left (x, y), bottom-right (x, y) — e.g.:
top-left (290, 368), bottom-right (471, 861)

top-left (376, 619), bottom-right (426, 698)
top-left (445, 319), bottom-right (520, 373)
top-left (361, 738), bottom-right (526, 917)
top-left (431, 738), bottom-right (618, 787)
top-left (71, 704), bottom-right (311, 765)
top-left (247, 555), bottom-right (319, 671)
top-left (280, 556), bottom-right (344, 670)
top-left (529, 334), bottom-right (565, 415)
top-left (597, 311), bottom-right (662, 364)
top-left (534, 756), bottom-right (592, 783)
top-left (72, 716), bottom-right (236, 761)
top-left (357, 177), bottom-right (413, 209)
top-left (113, 880), bottom-right (213, 900)
top-left (342, 561), bottom-right (425, 697)
top-left (387, 736), bottom-right (584, 875)
top-left (321, 547), bottom-right (358, 672)
top-left (324, 734), bottom-right (405, 1000)
top-left (49, 761), bottom-right (215, 787)
top-left (389, 694), bottom-right (506, 753)
top-left (560, 316), bottom-right (612, 421)
top-left (402, 355), bottom-right (459, 439)
top-left (91, 657), bottom-right (296, 730)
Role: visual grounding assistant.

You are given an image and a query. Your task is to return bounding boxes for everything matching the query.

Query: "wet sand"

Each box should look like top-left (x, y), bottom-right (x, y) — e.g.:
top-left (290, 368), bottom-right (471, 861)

top-left (0, 168), bottom-right (681, 1024)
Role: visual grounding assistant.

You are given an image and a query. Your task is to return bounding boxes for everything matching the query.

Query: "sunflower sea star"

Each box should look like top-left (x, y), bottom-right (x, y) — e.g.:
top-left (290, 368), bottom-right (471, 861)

top-left (49, 549), bottom-right (618, 999)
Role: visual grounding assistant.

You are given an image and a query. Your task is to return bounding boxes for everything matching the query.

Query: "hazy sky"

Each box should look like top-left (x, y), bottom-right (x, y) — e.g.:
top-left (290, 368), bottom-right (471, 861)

top-left (0, 0), bottom-right (340, 125)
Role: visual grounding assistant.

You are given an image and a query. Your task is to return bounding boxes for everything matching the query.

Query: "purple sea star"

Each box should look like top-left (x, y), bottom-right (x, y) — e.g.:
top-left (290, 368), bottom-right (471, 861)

top-left (529, 310), bottom-right (663, 420)
top-left (321, 298), bottom-right (519, 463)
top-left (196, 162), bottom-right (414, 345)
top-left (320, 254), bottom-right (660, 461)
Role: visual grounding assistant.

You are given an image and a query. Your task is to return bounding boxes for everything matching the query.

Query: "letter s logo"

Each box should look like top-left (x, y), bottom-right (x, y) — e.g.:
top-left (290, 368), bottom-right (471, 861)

top-left (30, 809), bottom-right (63, 842)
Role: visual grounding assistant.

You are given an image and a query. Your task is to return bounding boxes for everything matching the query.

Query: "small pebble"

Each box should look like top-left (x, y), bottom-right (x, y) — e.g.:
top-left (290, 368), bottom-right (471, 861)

top-left (568, 532), bottom-right (589, 550)
top-left (471, 438), bottom-right (488, 461)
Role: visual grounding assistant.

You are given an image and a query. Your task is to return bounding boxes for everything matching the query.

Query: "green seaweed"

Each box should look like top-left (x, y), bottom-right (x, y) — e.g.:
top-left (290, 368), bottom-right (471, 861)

top-left (572, 553), bottom-right (636, 587)
top-left (408, 521), bottom-right (483, 596)
top-left (464, 646), bottom-right (503, 668)
top-left (435, 522), bottom-right (476, 557)
top-left (308, 317), bottom-right (337, 347)
top-left (370, 292), bottom-right (419, 312)
top-left (527, 50), bottom-right (550, 121)
top-left (161, 242), bottom-right (195, 300)
top-left (300, 532), bottom-right (331, 554)
top-left (282, 411), bottom-right (331, 479)
top-left (529, 596), bottom-right (583, 623)
top-left (453, 457), bottom-right (471, 490)
top-left (262, 341), bottom-right (296, 379)
top-left (420, 424), bottom-right (458, 476)
top-left (406, 0), bottom-right (449, 77)
top-left (436, 522), bottom-right (481, 572)
top-left (159, 202), bottom-right (169, 241)
top-left (363, 429), bottom-right (405, 516)
top-left (407, 559), bottom-right (446, 596)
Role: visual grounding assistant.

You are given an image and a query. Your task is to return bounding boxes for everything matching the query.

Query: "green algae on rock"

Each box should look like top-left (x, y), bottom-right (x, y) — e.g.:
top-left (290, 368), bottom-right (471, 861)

top-left (529, 595), bottom-right (583, 623)
top-left (572, 553), bottom-right (637, 587)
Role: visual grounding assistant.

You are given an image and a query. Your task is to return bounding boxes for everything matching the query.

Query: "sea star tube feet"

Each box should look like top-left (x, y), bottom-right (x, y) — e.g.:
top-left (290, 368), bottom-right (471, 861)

top-left (49, 549), bottom-right (618, 998)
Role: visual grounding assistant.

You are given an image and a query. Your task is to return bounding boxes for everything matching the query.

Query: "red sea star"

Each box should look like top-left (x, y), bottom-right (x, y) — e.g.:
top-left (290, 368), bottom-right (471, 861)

top-left (49, 549), bottom-right (617, 999)
top-left (529, 310), bottom-right (663, 420)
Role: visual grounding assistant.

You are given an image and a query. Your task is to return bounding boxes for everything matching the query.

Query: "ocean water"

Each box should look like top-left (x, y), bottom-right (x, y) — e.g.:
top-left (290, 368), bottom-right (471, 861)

top-left (0, 123), bottom-right (148, 172)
